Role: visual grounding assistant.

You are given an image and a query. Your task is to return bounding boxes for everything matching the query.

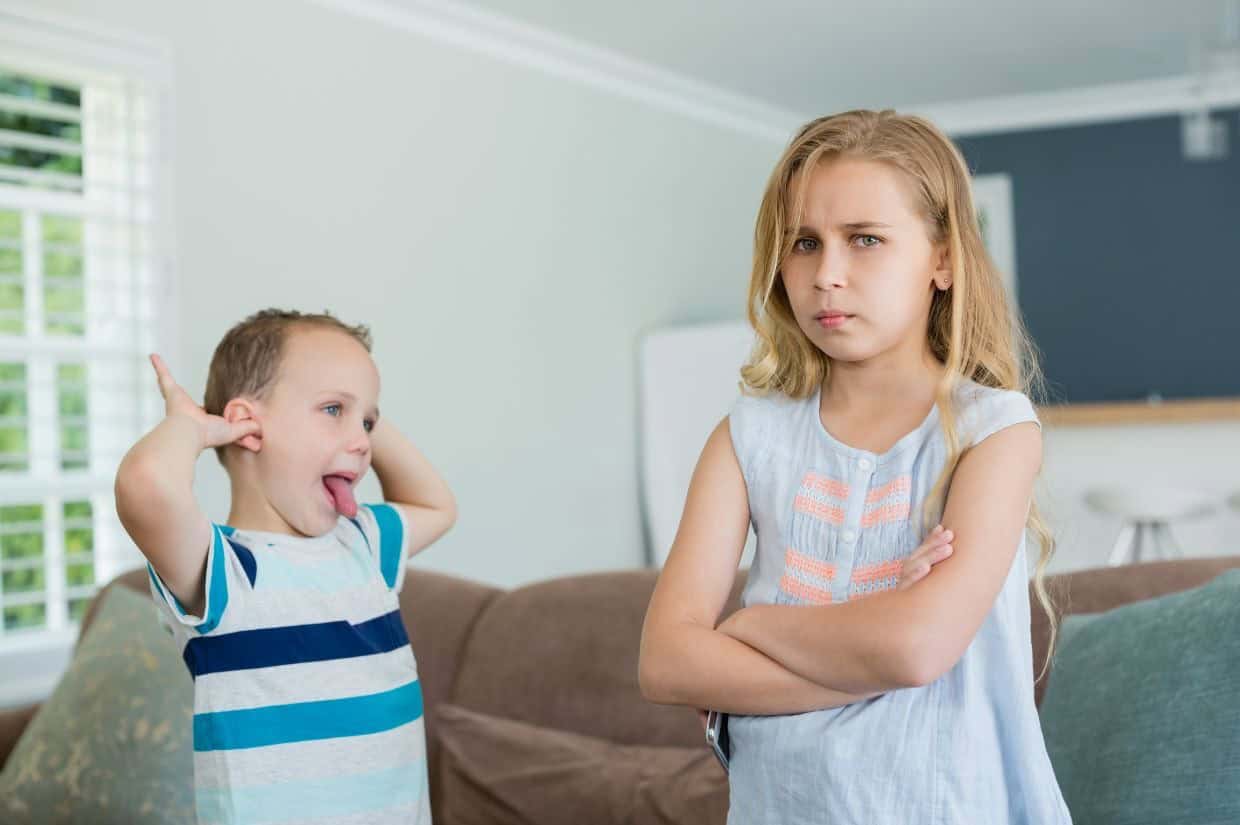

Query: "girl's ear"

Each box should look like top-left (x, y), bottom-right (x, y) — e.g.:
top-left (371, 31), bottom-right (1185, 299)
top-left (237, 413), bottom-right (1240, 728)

top-left (932, 244), bottom-right (952, 291)
top-left (223, 398), bottom-right (263, 452)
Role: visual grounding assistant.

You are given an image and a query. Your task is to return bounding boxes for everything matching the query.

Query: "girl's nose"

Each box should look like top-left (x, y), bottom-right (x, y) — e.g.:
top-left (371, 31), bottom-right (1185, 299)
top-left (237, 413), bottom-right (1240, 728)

top-left (813, 245), bottom-right (847, 290)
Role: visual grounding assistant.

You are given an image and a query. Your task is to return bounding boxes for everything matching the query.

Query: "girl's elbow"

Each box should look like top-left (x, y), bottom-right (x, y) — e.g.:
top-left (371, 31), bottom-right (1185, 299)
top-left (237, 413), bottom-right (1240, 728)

top-left (637, 640), bottom-right (682, 705)
top-left (637, 652), bottom-right (668, 703)
top-left (890, 631), bottom-right (954, 688)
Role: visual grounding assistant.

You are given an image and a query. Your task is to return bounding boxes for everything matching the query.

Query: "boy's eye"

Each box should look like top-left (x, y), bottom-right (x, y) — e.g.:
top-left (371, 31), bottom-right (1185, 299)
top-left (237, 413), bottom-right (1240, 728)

top-left (852, 234), bottom-right (882, 248)
top-left (324, 404), bottom-right (342, 417)
top-left (792, 237), bottom-right (819, 253)
top-left (363, 419), bottom-right (375, 433)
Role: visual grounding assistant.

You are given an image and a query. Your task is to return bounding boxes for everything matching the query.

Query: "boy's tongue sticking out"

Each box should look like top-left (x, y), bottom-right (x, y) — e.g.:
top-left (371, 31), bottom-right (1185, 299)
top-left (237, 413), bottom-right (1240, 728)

top-left (323, 475), bottom-right (358, 518)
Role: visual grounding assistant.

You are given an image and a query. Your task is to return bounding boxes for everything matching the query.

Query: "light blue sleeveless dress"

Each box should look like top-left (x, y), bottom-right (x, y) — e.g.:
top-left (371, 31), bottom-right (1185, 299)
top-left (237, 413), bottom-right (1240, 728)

top-left (725, 379), bottom-right (1072, 824)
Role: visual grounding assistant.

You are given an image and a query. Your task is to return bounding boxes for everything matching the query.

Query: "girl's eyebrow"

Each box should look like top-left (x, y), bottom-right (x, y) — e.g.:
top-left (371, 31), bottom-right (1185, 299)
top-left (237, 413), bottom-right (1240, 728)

top-left (791, 221), bottom-right (893, 234)
top-left (839, 221), bottom-right (893, 231)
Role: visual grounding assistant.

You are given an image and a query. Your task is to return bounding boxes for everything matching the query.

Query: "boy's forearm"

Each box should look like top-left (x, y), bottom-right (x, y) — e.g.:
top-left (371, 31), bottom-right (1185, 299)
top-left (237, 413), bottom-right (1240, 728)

top-left (116, 414), bottom-right (205, 505)
top-left (640, 622), bottom-right (878, 716)
top-left (368, 421), bottom-right (455, 514)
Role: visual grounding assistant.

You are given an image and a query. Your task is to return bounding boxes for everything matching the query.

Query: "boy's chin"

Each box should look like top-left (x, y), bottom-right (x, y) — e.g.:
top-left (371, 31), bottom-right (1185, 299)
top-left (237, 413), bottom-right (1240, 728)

top-left (293, 506), bottom-right (342, 538)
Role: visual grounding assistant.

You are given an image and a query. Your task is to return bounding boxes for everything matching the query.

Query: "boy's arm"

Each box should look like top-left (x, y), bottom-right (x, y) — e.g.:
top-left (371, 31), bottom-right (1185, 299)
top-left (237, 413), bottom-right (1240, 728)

top-left (367, 420), bottom-right (457, 556)
top-left (114, 355), bottom-right (259, 616)
top-left (716, 422), bottom-right (1042, 693)
top-left (639, 418), bottom-right (879, 716)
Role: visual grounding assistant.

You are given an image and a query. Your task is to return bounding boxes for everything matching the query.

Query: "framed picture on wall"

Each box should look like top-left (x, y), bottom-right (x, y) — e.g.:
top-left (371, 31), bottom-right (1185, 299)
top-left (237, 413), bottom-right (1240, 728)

top-left (971, 172), bottom-right (1017, 302)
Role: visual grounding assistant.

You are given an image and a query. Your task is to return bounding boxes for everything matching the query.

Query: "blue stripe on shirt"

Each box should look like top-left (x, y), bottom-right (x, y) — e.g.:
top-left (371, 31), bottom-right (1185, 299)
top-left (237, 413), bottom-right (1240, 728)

top-left (367, 503), bottom-right (404, 588)
top-left (182, 609), bottom-right (409, 678)
top-left (147, 525), bottom-right (230, 633)
top-left (195, 756), bottom-right (427, 824)
top-left (198, 525), bottom-right (230, 634)
top-left (192, 678), bottom-right (424, 752)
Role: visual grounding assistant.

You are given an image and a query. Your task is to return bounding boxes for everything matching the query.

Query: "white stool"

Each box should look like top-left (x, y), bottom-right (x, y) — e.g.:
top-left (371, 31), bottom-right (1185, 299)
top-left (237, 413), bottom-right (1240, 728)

top-left (1083, 487), bottom-right (1218, 566)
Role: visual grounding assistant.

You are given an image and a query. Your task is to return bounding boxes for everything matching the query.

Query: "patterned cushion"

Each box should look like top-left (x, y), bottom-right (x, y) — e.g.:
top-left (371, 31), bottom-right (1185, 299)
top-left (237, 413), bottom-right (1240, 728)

top-left (0, 585), bottom-right (194, 823)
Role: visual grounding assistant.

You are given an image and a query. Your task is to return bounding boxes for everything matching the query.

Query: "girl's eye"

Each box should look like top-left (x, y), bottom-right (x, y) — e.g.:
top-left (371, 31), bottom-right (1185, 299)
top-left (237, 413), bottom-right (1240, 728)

top-left (363, 419), bottom-right (375, 433)
top-left (793, 237), bottom-right (819, 253)
top-left (852, 234), bottom-right (882, 248)
top-left (324, 404), bottom-right (342, 417)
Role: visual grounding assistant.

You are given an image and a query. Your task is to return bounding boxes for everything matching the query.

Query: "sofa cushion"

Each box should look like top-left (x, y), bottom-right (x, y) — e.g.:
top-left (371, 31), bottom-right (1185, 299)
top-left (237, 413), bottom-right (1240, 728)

top-left (1029, 556), bottom-right (1240, 705)
top-left (450, 569), bottom-right (746, 749)
top-left (0, 584), bottom-right (194, 824)
top-left (436, 703), bottom-right (727, 825)
top-left (1039, 568), bottom-right (1240, 823)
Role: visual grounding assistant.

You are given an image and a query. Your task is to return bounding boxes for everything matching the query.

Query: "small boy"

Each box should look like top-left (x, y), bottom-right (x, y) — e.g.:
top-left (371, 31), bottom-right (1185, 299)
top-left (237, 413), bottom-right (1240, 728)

top-left (115, 309), bottom-right (456, 824)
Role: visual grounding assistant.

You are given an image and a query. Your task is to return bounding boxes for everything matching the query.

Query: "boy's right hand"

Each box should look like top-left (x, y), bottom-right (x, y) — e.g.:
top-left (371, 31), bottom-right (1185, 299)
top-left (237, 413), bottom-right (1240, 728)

top-left (150, 354), bottom-right (260, 450)
top-left (896, 525), bottom-right (954, 591)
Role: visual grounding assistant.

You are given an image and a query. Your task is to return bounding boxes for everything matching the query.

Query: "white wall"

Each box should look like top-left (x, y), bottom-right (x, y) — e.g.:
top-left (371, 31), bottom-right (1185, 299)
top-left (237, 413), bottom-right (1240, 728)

top-left (29, 0), bottom-right (1240, 592)
top-left (1040, 421), bottom-right (1240, 574)
top-left (36, 0), bottom-right (777, 588)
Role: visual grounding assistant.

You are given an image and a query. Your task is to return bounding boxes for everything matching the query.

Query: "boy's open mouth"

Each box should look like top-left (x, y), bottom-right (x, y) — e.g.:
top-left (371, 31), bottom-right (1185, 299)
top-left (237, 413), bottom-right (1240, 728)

top-left (322, 474), bottom-right (358, 518)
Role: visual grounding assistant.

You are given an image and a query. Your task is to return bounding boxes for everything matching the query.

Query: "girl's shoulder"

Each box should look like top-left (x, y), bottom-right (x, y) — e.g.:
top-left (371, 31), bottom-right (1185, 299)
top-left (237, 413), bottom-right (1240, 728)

top-left (951, 379), bottom-right (1040, 450)
top-left (727, 389), bottom-right (812, 472)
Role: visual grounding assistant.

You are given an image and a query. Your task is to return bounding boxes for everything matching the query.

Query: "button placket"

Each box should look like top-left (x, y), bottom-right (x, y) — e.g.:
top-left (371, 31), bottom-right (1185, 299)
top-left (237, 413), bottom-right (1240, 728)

top-left (835, 455), bottom-right (876, 601)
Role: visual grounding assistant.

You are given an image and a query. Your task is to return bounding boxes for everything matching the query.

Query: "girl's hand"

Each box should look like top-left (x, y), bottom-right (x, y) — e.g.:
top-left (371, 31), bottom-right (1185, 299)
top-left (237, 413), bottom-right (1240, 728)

top-left (697, 709), bottom-right (709, 731)
top-left (896, 525), bottom-right (954, 590)
top-left (149, 354), bottom-right (260, 450)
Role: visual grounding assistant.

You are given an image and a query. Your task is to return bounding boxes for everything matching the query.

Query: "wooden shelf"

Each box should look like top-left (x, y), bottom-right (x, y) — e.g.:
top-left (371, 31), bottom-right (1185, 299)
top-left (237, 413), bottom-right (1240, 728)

top-left (1038, 397), bottom-right (1240, 427)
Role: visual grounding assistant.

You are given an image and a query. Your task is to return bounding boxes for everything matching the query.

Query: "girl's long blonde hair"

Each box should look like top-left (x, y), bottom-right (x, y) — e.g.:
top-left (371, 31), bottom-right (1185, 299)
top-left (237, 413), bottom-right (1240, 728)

top-left (741, 109), bottom-right (1059, 678)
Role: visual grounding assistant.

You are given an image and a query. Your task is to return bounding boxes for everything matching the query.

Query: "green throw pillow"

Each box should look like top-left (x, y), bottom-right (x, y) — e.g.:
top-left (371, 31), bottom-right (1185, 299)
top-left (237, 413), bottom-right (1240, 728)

top-left (0, 584), bottom-right (194, 824)
top-left (1040, 569), bottom-right (1240, 825)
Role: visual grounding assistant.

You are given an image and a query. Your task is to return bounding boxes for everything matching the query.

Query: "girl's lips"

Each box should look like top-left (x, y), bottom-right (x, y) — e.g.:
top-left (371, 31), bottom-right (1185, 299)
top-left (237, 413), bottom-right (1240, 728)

top-left (817, 313), bottom-right (853, 329)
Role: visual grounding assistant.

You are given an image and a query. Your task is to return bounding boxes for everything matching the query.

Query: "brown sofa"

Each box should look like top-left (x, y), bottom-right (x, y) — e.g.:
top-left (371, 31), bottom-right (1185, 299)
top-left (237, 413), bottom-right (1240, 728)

top-left (3, 556), bottom-right (1239, 821)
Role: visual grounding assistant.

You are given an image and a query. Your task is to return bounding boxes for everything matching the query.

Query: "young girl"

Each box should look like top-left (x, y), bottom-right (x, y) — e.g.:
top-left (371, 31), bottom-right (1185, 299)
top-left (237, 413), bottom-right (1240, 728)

top-left (638, 110), bottom-right (1071, 824)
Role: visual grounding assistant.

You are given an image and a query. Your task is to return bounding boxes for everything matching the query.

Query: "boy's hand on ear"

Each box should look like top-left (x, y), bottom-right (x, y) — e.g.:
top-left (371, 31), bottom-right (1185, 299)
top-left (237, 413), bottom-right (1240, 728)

top-left (149, 354), bottom-right (260, 450)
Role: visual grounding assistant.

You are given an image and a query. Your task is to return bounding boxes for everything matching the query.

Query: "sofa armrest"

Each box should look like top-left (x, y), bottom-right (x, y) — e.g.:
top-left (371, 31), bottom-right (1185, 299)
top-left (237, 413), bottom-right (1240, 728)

top-left (0, 702), bottom-right (39, 771)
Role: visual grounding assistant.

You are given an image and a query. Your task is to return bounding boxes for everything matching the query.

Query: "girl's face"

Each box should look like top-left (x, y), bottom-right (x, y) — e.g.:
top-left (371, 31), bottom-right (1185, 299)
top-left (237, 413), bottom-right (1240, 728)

top-left (780, 157), bottom-right (949, 368)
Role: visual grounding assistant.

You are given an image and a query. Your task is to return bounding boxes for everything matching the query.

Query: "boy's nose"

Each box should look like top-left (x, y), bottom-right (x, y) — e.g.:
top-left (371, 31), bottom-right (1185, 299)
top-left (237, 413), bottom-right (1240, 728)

top-left (346, 429), bottom-right (370, 454)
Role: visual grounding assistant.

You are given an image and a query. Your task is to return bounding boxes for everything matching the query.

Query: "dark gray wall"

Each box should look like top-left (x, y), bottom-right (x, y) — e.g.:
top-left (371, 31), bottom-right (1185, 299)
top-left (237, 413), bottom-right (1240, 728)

top-left (957, 110), bottom-right (1240, 403)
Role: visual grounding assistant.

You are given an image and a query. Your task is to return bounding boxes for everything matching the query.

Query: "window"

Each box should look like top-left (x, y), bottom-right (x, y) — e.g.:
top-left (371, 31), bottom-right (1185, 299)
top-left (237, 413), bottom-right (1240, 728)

top-left (0, 11), bottom-right (170, 663)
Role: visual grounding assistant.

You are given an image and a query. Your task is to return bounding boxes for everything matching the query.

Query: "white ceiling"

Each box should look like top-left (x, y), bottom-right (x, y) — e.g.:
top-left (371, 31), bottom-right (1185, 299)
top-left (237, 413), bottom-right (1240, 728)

top-left (418, 0), bottom-right (1223, 114)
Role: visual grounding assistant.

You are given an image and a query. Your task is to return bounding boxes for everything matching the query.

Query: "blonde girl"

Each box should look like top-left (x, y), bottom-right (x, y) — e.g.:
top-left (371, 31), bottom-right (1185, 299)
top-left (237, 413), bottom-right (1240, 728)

top-left (639, 109), bottom-right (1071, 824)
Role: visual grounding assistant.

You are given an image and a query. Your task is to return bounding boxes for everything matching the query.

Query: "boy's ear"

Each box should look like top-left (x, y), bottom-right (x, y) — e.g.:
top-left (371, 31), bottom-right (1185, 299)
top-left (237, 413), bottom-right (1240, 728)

top-left (223, 398), bottom-right (263, 453)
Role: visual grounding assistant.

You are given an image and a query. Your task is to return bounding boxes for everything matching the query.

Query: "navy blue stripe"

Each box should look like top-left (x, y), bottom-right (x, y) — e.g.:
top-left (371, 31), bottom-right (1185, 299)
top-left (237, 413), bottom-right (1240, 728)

top-left (227, 538), bottom-right (257, 588)
top-left (193, 678), bottom-right (423, 752)
top-left (182, 609), bottom-right (409, 678)
top-left (348, 516), bottom-right (371, 555)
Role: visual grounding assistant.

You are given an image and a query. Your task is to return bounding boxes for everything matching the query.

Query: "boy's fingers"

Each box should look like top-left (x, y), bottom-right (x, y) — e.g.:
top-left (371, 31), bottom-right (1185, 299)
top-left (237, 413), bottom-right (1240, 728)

top-left (149, 354), bottom-right (178, 397)
top-left (230, 419), bottom-right (260, 440)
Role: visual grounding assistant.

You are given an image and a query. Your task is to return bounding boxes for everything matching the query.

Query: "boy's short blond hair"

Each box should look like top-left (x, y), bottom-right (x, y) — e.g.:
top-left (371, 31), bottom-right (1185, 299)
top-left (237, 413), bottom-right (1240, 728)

top-left (204, 308), bottom-right (372, 463)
